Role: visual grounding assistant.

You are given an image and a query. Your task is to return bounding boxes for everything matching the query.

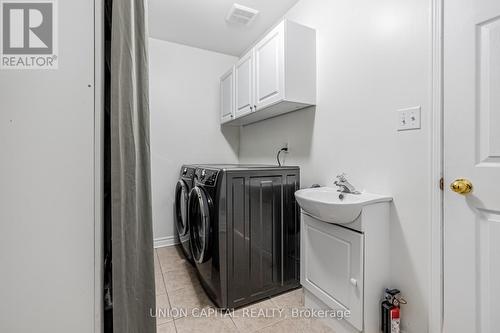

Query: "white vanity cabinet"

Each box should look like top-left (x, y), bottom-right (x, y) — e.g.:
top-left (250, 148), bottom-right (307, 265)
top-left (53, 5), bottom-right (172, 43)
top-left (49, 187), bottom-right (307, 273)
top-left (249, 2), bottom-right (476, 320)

top-left (220, 19), bottom-right (316, 126)
top-left (220, 67), bottom-right (235, 123)
top-left (301, 201), bottom-right (392, 333)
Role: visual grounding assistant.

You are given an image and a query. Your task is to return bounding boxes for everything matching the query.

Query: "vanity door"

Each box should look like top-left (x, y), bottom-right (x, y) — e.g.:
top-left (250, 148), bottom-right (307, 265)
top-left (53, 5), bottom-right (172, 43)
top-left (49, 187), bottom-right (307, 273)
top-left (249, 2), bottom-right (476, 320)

top-left (301, 213), bottom-right (364, 331)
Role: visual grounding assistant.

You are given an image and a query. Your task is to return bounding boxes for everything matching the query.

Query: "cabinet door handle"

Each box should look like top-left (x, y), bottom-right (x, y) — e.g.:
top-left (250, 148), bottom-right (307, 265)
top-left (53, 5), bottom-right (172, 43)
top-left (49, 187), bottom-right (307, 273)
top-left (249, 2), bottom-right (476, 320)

top-left (350, 278), bottom-right (358, 287)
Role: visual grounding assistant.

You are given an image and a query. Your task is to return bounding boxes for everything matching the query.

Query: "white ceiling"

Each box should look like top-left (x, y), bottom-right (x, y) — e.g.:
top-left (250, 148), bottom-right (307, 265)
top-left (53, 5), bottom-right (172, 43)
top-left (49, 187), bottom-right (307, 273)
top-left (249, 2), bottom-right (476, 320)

top-left (148, 0), bottom-right (300, 56)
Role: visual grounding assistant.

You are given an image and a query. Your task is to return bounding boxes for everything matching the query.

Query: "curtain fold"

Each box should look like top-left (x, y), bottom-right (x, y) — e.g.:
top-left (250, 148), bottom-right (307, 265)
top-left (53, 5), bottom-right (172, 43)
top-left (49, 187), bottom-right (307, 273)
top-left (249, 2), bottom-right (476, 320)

top-left (110, 0), bottom-right (156, 332)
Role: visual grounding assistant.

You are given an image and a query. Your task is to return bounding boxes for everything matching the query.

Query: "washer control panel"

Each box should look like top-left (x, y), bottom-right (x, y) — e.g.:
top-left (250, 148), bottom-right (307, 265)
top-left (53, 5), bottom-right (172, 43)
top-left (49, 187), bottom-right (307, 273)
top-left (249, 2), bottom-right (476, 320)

top-left (195, 168), bottom-right (219, 186)
top-left (180, 166), bottom-right (195, 179)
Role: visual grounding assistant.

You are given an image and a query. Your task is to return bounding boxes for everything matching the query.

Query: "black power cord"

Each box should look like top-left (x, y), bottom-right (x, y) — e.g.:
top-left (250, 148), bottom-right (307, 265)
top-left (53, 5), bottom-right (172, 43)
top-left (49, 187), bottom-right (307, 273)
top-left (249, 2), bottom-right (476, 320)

top-left (276, 147), bottom-right (289, 166)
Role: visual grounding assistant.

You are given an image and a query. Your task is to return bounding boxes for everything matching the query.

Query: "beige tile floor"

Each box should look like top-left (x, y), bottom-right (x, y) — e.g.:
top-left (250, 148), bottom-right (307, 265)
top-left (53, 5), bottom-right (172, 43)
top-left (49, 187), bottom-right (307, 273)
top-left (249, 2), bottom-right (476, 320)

top-left (154, 245), bottom-right (335, 333)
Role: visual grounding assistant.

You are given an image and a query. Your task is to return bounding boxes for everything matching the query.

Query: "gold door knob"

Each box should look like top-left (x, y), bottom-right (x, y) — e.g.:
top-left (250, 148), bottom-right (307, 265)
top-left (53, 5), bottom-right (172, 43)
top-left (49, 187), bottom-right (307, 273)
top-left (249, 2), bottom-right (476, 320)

top-left (450, 178), bottom-right (473, 195)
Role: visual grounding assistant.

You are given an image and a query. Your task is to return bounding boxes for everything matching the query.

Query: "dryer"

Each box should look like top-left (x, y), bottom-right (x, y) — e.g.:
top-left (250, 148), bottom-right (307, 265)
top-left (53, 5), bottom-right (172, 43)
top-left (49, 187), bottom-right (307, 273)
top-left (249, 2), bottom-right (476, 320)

top-left (188, 164), bottom-right (301, 309)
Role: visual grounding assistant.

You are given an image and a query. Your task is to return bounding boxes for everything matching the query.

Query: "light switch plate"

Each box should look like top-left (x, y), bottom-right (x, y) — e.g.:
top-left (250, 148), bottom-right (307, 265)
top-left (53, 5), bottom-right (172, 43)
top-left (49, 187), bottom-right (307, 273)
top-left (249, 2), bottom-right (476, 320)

top-left (397, 106), bottom-right (421, 131)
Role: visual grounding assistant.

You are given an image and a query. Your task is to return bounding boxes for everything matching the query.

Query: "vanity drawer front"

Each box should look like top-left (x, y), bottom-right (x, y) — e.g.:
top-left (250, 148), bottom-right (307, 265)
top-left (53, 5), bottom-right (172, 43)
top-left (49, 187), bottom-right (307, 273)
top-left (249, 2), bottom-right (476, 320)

top-left (301, 213), bottom-right (364, 331)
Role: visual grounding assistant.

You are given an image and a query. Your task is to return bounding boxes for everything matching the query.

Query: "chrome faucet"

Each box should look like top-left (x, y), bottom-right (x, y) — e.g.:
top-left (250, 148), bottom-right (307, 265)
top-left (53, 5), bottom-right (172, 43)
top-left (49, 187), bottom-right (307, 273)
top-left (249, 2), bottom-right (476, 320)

top-left (334, 173), bottom-right (360, 194)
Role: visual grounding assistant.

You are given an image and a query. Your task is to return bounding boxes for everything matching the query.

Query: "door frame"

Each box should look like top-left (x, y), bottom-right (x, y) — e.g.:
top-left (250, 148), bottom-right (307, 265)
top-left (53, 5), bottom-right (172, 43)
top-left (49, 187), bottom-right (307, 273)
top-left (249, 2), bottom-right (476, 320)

top-left (430, 0), bottom-right (444, 332)
top-left (88, 1), bottom-right (447, 332)
top-left (94, 0), bottom-right (104, 332)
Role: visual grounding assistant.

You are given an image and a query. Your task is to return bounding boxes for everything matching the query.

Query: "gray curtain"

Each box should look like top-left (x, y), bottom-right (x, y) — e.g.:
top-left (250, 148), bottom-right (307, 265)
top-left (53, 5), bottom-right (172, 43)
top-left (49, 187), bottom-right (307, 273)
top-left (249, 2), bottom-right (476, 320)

top-left (110, 0), bottom-right (156, 332)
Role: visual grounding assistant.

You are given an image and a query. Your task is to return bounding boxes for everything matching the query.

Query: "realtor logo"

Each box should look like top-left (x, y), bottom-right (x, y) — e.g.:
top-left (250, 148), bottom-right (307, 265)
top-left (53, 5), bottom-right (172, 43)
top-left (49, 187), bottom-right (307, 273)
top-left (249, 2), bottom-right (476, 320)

top-left (1, 0), bottom-right (58, 69)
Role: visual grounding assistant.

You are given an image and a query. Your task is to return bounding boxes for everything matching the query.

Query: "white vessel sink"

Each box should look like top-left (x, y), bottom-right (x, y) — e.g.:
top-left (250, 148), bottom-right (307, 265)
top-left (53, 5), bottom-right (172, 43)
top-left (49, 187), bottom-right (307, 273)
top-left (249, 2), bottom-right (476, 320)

top-left (295, 187), bottom-right (392, 224)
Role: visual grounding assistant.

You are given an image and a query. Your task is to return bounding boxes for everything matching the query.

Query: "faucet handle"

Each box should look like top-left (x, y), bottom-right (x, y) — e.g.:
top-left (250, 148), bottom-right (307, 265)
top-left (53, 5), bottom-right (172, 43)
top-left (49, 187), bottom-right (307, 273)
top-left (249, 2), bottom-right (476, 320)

top-left (336, 173), bottom-right (348, 182)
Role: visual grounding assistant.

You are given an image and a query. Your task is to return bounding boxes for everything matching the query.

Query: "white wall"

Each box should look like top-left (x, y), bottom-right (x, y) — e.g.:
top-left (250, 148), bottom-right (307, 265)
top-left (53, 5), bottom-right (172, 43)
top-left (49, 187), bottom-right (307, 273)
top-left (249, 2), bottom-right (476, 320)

top-left (149, 38), bottom-right (239, 246)
top-left (0, 1), bottom-right (97, 332)
top-left (238, 1), bottom-right (432, 332)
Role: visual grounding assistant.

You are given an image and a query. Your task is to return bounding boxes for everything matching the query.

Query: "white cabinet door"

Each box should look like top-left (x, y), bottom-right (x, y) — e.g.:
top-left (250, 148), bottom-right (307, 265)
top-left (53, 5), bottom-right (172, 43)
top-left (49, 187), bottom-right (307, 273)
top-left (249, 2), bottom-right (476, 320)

top-left (235, 50), bottom-right (254, 118)
top-left (301, 214), bottom-right (364, 331)
top-left (220, 67), bottom-right (234, 123)
top-left (254, 22), bottom-right (285, 110)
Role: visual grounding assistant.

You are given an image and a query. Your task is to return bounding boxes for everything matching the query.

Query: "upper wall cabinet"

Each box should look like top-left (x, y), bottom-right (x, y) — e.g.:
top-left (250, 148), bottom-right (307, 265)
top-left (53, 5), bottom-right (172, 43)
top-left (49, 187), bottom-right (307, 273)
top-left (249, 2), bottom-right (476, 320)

top-left (220, 20), bottom-right (316, 126)
top-left (254, 23), bottom-right (284, 110)
top-left (220, 67), bottom-right (235, 123)
top-left (235, 50), bottom-right (255, 118)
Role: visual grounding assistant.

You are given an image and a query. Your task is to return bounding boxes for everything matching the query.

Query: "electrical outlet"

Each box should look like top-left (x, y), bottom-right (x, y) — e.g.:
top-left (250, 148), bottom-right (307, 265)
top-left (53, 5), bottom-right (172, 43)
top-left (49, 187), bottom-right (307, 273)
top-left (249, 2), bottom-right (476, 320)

top-left (397, 106), bottom-right (421, 131)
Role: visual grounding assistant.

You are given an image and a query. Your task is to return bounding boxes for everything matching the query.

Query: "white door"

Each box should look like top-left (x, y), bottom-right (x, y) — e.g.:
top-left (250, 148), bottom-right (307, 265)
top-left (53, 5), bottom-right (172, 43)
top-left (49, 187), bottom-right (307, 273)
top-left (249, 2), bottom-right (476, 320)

top-left (235, 50), bottom-right (254, 118)
top-left (220, 67), bottom-right (234, 123)
top-left (444, 0), bottom-right (500, 332)
top-left (0, 1), bottom-right (96, 332)
top-left (254, 22), bottom-right (284, 110)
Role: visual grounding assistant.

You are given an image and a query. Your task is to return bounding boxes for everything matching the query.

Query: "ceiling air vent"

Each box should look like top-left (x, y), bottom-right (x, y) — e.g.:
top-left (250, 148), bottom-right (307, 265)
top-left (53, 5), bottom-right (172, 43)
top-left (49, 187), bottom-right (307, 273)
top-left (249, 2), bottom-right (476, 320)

top-left (226, 4), bottom-right (259, 26)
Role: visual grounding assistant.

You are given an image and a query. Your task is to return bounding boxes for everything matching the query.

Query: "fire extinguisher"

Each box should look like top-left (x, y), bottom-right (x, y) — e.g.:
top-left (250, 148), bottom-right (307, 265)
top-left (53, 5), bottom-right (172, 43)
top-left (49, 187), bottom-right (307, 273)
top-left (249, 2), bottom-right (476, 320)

top-left (381, 288), bottom-right (406, 333)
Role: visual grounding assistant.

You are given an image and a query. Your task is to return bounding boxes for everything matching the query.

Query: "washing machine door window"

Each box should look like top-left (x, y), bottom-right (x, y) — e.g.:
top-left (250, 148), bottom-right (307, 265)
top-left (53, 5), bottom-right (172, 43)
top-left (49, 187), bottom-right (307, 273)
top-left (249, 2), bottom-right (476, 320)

top-left (188, 186), bottom-right (212, 264)
top-left (175, 180), bottom-right (189, 236)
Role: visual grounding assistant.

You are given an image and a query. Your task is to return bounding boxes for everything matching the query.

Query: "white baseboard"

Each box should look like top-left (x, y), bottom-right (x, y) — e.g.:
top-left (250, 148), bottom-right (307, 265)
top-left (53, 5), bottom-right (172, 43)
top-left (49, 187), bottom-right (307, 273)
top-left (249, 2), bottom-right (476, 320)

top-left (153, 235), bottom-right (179, 248)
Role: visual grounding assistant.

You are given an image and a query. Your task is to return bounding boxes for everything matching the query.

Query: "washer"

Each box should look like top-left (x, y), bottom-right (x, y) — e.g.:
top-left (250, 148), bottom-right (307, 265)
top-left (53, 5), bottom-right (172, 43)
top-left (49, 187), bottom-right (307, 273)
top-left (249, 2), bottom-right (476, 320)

top-left (174, 165), bottom-right (196, 263)
top-left (188, 164), bottom-right (301, 309)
